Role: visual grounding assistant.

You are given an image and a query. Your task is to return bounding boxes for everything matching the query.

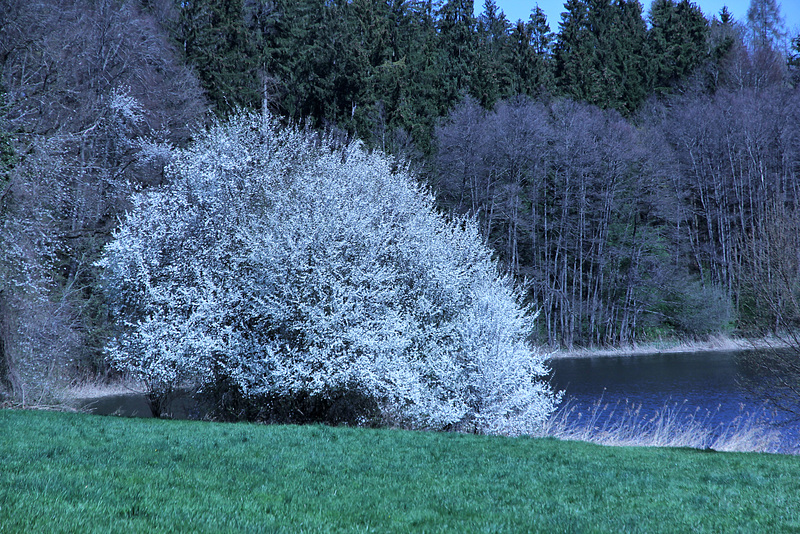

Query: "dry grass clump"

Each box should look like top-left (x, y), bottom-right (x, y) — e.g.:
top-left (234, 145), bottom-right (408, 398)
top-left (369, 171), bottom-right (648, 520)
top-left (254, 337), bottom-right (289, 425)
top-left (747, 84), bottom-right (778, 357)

top-left (540, 398), bottom-right (785, 454)
top-left (64, 379), bottom-right (144, 400)
top-left (547, 333), bottom-right (775, 360)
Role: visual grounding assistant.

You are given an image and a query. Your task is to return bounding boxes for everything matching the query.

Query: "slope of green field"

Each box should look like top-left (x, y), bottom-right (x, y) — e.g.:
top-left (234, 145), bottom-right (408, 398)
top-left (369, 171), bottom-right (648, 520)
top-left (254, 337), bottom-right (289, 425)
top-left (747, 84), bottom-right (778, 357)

top-left (1, 409), bottom-right (798, 533)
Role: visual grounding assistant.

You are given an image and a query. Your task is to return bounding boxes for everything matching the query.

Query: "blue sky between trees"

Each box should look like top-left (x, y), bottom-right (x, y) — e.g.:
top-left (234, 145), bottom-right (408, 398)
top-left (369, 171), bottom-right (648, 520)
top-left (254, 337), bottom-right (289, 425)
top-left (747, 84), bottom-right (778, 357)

top-left (494, 0), bottom-right (800, 35)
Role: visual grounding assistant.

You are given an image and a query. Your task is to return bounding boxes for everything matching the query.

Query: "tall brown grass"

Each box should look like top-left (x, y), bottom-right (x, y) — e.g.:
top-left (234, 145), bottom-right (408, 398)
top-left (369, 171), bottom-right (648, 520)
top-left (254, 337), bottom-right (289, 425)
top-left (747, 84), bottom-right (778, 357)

top-left (540, 398), bottom-right (787, 454)
top-left (547, 333), bottom-right (789, 360)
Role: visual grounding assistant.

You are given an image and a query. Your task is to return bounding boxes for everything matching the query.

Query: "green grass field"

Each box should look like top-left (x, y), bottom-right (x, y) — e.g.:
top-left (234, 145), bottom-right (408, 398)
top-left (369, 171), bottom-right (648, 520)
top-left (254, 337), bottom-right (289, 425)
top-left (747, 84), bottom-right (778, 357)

top-left (2, 409), bottom-right (799, 533)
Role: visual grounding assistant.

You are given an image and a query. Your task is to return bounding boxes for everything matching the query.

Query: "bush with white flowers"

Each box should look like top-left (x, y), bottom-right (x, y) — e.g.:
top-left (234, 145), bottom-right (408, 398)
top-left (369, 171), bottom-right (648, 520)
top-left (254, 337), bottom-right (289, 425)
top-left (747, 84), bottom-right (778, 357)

top-left (99, 113), bottom-right (560, 433)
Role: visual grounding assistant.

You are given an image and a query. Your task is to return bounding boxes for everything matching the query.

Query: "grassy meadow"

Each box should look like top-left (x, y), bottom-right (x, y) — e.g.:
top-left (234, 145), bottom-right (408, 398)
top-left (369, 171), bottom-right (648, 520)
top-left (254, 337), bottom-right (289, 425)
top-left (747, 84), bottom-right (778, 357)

top-left (2, 408), bottom-right (800, 533)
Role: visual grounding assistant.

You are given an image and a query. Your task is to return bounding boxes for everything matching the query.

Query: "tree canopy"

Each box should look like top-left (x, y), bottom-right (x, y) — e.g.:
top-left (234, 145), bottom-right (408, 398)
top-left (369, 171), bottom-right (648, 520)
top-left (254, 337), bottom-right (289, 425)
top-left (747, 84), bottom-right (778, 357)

top-left (98, 113), bottom-right (560, 432)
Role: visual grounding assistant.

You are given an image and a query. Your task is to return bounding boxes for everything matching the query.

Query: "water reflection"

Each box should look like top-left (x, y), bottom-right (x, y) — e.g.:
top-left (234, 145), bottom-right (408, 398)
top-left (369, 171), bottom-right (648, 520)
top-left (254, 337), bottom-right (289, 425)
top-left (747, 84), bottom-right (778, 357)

top-left (78, 394), bottom-right (152, 418)
top-left (75, 392), bottom-right (198, 420)
top-left (74, 349), bottom-right (799, 452)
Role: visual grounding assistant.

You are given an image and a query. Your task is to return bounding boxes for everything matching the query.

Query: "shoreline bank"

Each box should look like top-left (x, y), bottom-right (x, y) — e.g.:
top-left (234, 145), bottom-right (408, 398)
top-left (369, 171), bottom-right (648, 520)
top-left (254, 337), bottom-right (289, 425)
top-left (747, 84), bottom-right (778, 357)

top-left (545, 334), bottom-right (790, 360)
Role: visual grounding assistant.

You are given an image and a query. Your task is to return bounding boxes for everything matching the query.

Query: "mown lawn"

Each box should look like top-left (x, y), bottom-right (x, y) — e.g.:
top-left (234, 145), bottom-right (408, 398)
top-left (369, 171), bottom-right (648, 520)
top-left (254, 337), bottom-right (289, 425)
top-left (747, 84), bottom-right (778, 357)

top-left (1, 409), bottom-right (798, 533)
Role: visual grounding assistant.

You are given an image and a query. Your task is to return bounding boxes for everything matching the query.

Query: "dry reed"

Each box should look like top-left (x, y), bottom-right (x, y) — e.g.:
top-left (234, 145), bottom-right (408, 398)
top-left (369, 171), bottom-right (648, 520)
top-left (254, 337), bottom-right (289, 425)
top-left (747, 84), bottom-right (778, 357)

top-left (540, 397), bottom-right (786, 453)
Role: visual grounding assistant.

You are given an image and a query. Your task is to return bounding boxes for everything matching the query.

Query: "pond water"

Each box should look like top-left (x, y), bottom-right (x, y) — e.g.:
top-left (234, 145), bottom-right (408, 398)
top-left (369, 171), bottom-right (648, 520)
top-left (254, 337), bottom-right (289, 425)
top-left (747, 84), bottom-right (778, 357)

top-left (78, 393), bottom-right (152, 418)
top-left (548, 349), bottom-right (799, 452)
top-left (77, 349), bottom-right (799, 452)
top-left (76, 391), bottom-right (198, 420)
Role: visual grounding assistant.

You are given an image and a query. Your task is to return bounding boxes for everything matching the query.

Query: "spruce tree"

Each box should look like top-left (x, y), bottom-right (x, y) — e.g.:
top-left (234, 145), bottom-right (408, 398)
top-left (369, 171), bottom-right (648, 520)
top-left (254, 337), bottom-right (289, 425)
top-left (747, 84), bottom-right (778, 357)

top-left (436, 0), bottom-right (478, 114)
top-left (555, 0), bottom-right (596, 103)
top-left (789, 34), bottom-right (800, 86)
top-left (473, 0), bottom-right (513, 107)
top-left (176, 0), bottom-right (260, 114)
top-left (710, 6), bottom-right (738, 63)
top-left (371, 0), bottom-right (440, 155)
top-left (604, 0), bottom-right (649, 113)
top-left (556, 0), bottom-right (649, 114)
top-left (647, 0), bottom-right (710, 95)
top-left (508, 7), bottom-right (555, 96)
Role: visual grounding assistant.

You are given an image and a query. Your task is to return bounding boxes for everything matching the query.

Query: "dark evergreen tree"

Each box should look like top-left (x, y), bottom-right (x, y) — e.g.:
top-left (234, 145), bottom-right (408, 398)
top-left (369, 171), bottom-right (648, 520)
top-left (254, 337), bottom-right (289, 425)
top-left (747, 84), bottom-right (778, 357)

top-left (322, 0), bottom-right (376, 133)
top-left (529, 6), bottom-right (556, 58)
top-left (707, 5), bottom-right (784, 91)
top-left (708, 7), bottom-right (739, 71)
top-left (789, 34), bottom-right (800, 87)
top-left (176, 0), bottom-right (261, 114)
top-left (555, 0), bottom-right (597, 103)
top-left (262, 0), bottom-right (334, 124)
top-left (508, 7), bottom-right (555, 96)
top-left (602, 0), bottom-right (649, 113)
top-left (556, 0), bottom-right (649, 114)
top-left (646, 0), bottom-right (710, 95)
top-left (472, 0), bottom-right (513, 107)
top-left (435, 0), bottom-right (478, 113)
top-left (369, 0), bottom-right (440, 155)
top-left (260, 0), bottom-right (440, 154)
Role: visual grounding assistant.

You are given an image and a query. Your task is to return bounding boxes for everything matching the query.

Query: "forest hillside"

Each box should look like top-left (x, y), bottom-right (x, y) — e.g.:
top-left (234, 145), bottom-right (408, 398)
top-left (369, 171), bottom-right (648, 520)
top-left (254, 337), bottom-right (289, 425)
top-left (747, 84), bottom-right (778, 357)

top-left (1, 0), bottom-right (799, 407)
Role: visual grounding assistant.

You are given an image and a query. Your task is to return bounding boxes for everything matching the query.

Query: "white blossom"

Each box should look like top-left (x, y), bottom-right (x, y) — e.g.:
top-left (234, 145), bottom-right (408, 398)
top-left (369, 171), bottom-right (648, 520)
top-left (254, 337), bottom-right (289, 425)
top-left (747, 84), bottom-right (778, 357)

top-left (99, 113), bottom-right (561, 433)
top-left (109, 86), bottom-right (144, 126)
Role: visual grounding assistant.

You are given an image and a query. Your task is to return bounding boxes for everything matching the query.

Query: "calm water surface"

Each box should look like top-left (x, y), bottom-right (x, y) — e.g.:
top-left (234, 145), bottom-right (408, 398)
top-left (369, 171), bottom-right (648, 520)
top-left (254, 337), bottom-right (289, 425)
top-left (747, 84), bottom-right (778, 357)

top-left (79, 349), bottom-right (799, 451)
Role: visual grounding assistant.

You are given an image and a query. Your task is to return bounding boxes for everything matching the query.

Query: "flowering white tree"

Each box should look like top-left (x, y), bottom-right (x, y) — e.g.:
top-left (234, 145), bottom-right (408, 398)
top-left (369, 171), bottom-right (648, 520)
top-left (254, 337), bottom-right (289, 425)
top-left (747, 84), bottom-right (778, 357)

top-left (99, 113), bottom-right (560, 433)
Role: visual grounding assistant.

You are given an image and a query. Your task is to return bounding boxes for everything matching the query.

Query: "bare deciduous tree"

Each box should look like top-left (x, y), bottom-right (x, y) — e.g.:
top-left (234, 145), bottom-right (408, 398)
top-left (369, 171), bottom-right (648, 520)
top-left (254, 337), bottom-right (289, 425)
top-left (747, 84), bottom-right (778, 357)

top-left (0, 0), bottom-right (206, 402)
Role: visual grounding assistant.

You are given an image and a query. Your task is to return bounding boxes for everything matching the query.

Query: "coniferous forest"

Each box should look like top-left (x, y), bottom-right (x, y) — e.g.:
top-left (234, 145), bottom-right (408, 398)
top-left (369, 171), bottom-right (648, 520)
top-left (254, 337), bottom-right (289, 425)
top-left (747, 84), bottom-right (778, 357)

top-left (1, 0), bottom-right (800, 407)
